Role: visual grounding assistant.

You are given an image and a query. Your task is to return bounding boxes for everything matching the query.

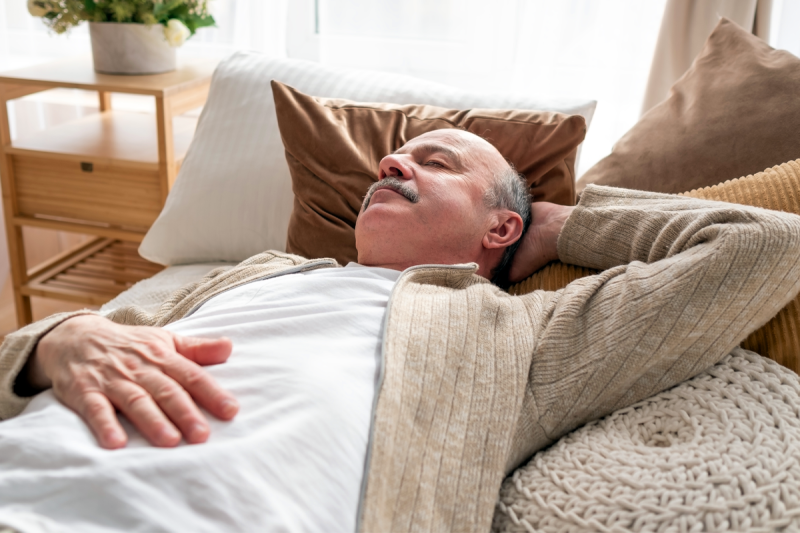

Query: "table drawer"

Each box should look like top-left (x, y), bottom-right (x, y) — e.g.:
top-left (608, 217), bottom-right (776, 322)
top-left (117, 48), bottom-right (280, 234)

top-left (12, 155), bottom-right (163, 230)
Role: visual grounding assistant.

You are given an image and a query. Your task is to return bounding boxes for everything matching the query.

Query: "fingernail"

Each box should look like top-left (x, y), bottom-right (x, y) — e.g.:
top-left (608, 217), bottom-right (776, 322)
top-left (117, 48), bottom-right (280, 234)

top-left (105, 430), bottom-right (125, 448)
top-left (189, 423), bottom-right (209, 443)
top-left (221, 399), bottom-right (239, 418)
top-left (158, 427), bottom-right (181, 446)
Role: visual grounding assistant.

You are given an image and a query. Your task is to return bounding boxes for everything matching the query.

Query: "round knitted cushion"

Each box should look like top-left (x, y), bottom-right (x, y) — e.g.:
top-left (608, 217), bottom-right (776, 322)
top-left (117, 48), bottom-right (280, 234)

top-left (493, 349), bottom-right (800, 532)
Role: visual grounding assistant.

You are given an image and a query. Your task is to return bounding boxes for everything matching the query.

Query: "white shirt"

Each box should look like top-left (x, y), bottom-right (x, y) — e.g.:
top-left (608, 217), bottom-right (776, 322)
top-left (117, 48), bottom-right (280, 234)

top-left (0, 263), bottom-right (400, 533)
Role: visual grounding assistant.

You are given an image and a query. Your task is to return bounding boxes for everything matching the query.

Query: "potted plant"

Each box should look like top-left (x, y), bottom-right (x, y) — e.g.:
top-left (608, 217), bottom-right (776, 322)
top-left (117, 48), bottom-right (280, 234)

top-left (27, 0), bottom-right (215, 75)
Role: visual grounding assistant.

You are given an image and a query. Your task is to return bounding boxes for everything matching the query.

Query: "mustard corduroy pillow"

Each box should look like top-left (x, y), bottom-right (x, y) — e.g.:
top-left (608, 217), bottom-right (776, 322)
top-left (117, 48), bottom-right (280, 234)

top-left (510, 159), bottom-right (800, 373)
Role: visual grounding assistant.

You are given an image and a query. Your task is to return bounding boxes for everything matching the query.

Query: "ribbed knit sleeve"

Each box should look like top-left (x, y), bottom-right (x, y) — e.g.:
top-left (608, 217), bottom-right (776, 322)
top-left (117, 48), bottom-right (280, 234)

top-left (508, 184), bottom-right (800, 471)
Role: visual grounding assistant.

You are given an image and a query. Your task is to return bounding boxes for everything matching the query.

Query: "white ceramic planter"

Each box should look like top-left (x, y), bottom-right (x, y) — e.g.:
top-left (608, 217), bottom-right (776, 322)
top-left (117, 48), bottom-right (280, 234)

top-left (89, 22), bottom-right (176, 75)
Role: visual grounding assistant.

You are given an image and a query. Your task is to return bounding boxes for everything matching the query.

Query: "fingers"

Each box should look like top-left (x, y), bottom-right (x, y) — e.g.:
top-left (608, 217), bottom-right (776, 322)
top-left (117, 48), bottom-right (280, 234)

top-left (44, 319), bottom-right (238, 449)
top-left (73, 391), bottom-right (127, 449)
top-left (173, 335), bottom-right (233, 366)
top-left (71, 362), bottom-right (228, 449)
top-left (136, 370), bottom-right (211, 444)
top-left (105, 381), bottom-right (182, 448)
top-left (162, 356), bottom-right (239, 421)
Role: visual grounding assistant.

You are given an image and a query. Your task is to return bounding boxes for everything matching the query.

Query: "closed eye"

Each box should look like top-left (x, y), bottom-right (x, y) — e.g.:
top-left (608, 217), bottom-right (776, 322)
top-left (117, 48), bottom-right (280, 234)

top-left (393, 142), bottom-right (464, 171)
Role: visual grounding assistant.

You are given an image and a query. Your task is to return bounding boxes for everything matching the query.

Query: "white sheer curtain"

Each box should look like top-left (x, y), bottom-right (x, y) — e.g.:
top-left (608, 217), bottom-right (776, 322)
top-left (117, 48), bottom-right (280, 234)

top-left (771, 0), bottom-right (800, 51)
top-left (315, 0), bottom-right (667, 176)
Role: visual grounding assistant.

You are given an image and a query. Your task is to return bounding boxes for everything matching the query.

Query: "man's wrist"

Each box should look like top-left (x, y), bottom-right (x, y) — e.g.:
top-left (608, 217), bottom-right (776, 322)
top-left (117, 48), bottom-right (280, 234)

top-left (12, 343), bottom-right (51, 397)
top-left (552, 205), bottom-right (576, 263)
top-left (12, 314), bottom-right (97, 396)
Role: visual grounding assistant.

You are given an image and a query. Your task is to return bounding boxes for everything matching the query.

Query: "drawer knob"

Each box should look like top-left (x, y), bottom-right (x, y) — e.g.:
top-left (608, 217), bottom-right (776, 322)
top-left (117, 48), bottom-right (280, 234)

top-left (80, 162), bottom-right (93, 172)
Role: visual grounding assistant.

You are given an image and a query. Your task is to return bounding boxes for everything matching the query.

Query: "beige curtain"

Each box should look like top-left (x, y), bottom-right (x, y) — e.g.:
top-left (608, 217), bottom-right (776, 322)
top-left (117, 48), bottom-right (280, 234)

top-left (641, 0), bottom-right (772, 115)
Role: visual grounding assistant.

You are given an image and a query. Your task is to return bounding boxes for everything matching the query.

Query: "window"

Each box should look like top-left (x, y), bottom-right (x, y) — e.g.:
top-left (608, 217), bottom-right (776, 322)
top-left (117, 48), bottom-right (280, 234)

top-left (315, 0), bottom-right (667, 175)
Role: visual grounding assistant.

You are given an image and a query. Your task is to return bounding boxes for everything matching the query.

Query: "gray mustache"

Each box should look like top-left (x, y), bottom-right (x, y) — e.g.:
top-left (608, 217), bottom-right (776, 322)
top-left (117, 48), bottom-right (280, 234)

top-left (362, 178), bottom-right (420, 210)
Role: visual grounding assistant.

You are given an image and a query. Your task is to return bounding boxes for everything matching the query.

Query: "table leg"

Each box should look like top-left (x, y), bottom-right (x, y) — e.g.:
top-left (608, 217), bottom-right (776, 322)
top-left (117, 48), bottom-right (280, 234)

top-left (98, 90), bottom-right (112, 112)
top-left (10, 227), bottom-right (33, 326)
top-left (155, 96), bottom-right (176, 203)
top-left (0, 92), bottom-right (33, 326)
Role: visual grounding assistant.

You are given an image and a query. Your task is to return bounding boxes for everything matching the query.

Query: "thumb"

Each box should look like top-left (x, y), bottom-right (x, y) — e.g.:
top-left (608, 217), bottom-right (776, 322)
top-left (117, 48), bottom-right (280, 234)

top-left (172, 334), bottom-right (233, 366)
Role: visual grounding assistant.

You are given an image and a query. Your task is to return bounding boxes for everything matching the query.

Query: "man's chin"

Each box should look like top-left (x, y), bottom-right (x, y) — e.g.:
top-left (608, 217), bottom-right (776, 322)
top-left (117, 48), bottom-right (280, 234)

top-left (360, 199), bottom-right (409, 217)
top-left (355, 205), bottom-right (408, 240)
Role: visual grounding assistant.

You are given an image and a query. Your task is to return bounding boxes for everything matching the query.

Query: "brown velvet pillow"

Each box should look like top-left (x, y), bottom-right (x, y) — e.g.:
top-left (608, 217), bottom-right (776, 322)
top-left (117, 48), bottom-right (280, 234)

top-left (513, 159), bottom-right (800, 374)
top-left (577, 18), bottom-right (800, 196)
top-left (273, 81), bottom-right (587, 265)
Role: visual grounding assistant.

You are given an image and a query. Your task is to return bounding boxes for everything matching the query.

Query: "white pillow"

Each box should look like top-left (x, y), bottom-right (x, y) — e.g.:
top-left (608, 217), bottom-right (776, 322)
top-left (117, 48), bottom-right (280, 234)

top-left (139, 52), bottom-right (597, 265)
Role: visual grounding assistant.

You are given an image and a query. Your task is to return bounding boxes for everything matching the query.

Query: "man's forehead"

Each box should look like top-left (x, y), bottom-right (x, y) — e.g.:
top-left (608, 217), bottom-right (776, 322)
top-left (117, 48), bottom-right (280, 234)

top-left (396, 129), bottom-right (473, 152)
top-left (393, 140), bottom-right (461, 160)
top-left (393, 130), bottom-right (475, 163)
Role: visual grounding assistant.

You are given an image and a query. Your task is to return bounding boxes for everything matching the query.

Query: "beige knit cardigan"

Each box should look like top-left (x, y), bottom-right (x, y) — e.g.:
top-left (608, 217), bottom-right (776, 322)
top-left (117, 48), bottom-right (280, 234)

top-left (1, 185), bottom-right (800, 532)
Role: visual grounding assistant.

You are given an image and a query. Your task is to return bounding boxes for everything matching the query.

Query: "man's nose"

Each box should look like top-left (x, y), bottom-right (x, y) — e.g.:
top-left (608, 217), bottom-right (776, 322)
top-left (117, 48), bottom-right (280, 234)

top-left (378, 154), bottom-right (412, 180)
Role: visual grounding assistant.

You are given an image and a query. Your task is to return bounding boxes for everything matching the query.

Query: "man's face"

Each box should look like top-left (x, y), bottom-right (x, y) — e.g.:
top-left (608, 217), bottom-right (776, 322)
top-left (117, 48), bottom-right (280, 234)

top-left (355, 129), bottom-right (508, 271)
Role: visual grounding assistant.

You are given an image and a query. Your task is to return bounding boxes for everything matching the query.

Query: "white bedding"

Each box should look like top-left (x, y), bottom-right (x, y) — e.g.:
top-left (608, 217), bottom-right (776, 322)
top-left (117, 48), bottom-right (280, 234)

top-left (0, 263), bottom-right (399, 533)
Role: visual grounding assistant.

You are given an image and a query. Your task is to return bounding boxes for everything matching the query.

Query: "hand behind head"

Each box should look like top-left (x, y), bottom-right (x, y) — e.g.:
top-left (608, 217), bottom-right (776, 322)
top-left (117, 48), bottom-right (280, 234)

top-left (508, 202), bottom-right (575, 284)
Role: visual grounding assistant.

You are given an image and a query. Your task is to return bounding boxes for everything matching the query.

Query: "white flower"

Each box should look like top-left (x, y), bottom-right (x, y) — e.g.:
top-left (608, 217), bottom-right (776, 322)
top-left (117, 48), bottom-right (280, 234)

top-left (27, 0), bottom-right (50, 17)
top-left (163, 19), bottom-right (191, 47)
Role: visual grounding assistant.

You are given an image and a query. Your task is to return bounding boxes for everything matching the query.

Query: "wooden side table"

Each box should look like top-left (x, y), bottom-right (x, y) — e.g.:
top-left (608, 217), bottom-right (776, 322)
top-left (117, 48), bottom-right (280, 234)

top-left (0, 57), bottom-right (217, 327)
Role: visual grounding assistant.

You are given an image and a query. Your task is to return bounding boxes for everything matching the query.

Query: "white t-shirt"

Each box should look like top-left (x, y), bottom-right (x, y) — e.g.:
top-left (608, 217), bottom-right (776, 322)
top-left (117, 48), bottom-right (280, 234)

top-left (0, 263), bottom-right (400, 533)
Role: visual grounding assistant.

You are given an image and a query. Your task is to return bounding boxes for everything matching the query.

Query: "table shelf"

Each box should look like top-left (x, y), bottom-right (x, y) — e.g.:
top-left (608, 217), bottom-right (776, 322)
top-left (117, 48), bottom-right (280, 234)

top-left (8, 110), bottom-right (197, 168)
top-left (0, 57), bottom-right (216, 97)
top-left (22, 238), bottom-right (164, 306)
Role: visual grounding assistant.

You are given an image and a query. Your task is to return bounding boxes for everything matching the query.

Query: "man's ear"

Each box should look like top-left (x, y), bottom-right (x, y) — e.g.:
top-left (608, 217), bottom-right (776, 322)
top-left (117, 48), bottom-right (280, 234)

top-left (482, 211), bottom-right (524, 250)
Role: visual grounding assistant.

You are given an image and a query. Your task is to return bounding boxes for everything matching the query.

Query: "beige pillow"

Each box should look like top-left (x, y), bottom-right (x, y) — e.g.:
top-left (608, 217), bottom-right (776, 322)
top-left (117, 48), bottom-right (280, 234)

top-left (512, 159), bottom-right (800, 374)
top-left (577, 18), bottom-right (800, 196)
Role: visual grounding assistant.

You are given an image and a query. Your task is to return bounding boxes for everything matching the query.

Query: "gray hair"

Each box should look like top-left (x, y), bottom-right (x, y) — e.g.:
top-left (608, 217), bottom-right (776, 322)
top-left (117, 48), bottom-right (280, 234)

top-left (485, 165), bottom-right (532, 288)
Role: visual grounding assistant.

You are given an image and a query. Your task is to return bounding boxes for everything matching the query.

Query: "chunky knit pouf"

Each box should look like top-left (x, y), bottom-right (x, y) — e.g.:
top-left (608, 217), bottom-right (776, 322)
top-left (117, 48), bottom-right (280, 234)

top-left (493, 348), bottom-right (800, 532)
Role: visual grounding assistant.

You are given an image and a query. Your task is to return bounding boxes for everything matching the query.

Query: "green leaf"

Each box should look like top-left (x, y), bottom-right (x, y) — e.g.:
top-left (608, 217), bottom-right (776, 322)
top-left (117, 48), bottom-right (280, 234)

top-left (192, 13), bottom-right (215, 29)
top-left (153, 0), bottom-right (182, 21)
top-left (170, 4), bottom-right (190, 18)
top-left (182, 13), bottom-right (214, 34)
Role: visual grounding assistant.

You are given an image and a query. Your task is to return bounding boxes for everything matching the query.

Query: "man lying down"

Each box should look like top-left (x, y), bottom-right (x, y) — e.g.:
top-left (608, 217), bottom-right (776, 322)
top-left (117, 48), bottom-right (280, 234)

top-left (1, 129), bottom-right (800, 533)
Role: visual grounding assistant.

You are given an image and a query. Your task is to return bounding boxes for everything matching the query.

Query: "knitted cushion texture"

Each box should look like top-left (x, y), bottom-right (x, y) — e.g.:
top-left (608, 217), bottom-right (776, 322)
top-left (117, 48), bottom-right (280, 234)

top-left (492, 349), bottom-right (800, 532)
top-left (510, 159), bottom-right (800, 373)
